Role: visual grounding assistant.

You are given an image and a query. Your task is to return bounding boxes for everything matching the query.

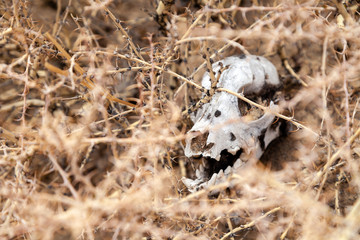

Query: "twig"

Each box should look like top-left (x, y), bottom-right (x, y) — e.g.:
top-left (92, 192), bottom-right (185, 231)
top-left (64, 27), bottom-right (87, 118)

top-left (331, 0), bottom-right (354, 25)
top-left (201, 5), bottom-right (335, 14)
top-left (183, 62), bottom-right (229, 116)
top-left (0, 127), bottom-right (19, 143)
top-left (84, 134), bottom-right (186, 145)
top-left (310, 127), bottom-right (360, 187)
top-left (44, 33), bottom-right (136, 108)
top-left (109, 51), bottom-right (203, 90)
top-left (342, 51), bottom-right (351, 138)
top-left (218, 88), bottom-right (319, 136)
top-left (44, 62), bottom-right (69, 76)
top-left (96, 0), bottom-right (144, 61)
top-left (175, 36), bottom-right (250, 56)
top-left (48, 152), bottom-right (79, 200)
top-left (280, 214), bottom-right (296, 240)
top-left (54, 0), bottom-right (73, 36)
top-left (106, 66), bottom-right (151, 74)
top-left (44, 33), bottom-right (93, 88)
top-left (220, 207), bottom-right (281, 240)
top-left (12, 0), bottom-right (20, 27)
top-left (163, 12), bottom-right (205, 66)
top-left (279, 44), bottom-right (308, 87)
top-left (53, 0), bottom-right (62, 35)
top-left (335, 171), bottom-right (344, 216)
top-left (0, 99), bottom-right (45, 113)
top-left (71, 109), bottom-right (134, 135)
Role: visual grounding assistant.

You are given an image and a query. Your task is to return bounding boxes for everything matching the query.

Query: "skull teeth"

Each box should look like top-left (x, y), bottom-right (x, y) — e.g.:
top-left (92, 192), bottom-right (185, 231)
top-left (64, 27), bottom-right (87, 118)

top-left (234, 158), bottom-right (243, 169)
top-left (207, 172), bottom-right (217, 188)
top-left (199, 163), bottom-right (205, 173)
top-left (195, 169), bottom-right (201, 179)
top-left (182, 158), bottom-right (245, 193)
top-left (215, 170), bottom-right (225, 185)
top-left (225, 165), bottom-right (232, 175)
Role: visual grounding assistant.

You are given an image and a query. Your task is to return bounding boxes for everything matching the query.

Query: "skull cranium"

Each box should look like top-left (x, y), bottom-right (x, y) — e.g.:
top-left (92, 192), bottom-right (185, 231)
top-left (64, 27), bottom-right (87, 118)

top-left (183, 55), bottom-right (284, 192)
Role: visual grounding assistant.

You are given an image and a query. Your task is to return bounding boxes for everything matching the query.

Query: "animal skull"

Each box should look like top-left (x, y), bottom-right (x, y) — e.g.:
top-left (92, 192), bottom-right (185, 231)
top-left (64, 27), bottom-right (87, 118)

top-left (183, 55), bottom-right (283, 192)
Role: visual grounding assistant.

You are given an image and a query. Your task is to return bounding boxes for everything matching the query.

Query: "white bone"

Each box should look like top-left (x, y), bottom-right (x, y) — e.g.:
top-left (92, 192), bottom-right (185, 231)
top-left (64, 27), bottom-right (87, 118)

top-left (185, 55), bottom-right (280, 160)
top-left (195, 169), bottom-right (202, 179)
top-left (225, 165), bottom-right (232, 175)
top-left (183, 55), bottom-right (282, 192)
top-left (233, 158), bottom-right (243, 169)
top-left (207, 173), bottom-right (217, 188)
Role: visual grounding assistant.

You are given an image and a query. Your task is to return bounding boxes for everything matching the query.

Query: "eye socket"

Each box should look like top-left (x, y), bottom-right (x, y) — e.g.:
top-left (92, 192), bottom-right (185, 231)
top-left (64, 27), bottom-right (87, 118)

top-left (237, 96), bottom-right (266, 121)
top-left (237, 98), bottom-right (251, 116)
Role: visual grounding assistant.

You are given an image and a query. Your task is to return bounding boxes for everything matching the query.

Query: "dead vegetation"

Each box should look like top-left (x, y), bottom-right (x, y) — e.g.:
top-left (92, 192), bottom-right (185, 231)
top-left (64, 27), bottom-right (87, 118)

top-left (0, 0), bottom-right (360, 239)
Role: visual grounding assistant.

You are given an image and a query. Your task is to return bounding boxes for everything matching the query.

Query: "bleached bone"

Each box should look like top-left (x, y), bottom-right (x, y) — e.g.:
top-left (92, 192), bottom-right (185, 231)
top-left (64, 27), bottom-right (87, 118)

top-left (182, 55), bottom-right (282, 192)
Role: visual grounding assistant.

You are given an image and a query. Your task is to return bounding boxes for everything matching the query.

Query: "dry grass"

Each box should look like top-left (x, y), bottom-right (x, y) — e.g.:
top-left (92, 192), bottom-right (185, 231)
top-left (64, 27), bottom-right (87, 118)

top-left (1, 0), bottom-right (360, 239)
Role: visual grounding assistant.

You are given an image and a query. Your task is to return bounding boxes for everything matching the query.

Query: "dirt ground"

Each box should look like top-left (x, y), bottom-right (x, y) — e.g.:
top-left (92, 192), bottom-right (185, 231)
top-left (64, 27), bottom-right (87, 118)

top-left (1, 0), bottom-right (360, 239)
